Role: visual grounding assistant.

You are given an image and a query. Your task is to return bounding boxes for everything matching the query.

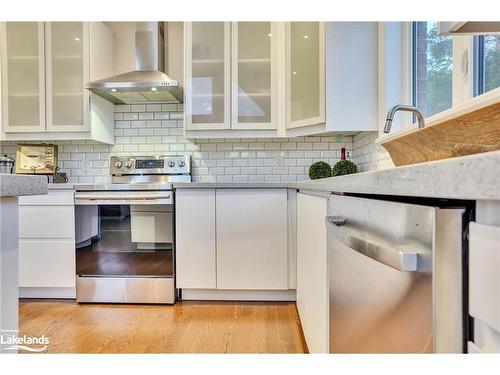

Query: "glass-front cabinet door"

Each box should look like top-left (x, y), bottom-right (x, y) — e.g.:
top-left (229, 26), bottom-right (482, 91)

top-left (185, 22), bottom-right (231, 130)
top-left (45, 22), bottom-right (89, 132)
top-left (287, 22), bottom-right (325, 129)
top-left (231, 22), bottom-right (278, 130)
top-left (0, 22), bottom-right (46, 132)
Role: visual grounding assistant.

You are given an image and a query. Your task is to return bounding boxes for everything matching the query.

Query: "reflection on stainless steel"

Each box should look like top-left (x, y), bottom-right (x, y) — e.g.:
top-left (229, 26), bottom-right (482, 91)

top-left (328, 195), bottom-right (465, 353)
top-left (77, 277), bottom-right (175, 304)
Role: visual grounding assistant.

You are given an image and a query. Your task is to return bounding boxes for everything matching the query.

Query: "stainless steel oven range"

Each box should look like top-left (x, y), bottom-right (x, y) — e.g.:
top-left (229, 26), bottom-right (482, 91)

top-left (74, 155), bottom-right (191, 304)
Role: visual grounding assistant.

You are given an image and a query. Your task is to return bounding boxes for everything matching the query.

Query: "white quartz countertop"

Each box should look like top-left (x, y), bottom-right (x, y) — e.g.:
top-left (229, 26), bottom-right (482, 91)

top-left (290, 151), bottom-right (500, 201)
top-left (0, 174), bottom-right (48, 197)
top-left (173, 182), bottom-right (290, 189)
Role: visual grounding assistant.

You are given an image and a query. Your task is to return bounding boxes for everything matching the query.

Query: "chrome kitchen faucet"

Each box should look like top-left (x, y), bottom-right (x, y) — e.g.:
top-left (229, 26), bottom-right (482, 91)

top-left (384, 105), bottom-right (425, 134)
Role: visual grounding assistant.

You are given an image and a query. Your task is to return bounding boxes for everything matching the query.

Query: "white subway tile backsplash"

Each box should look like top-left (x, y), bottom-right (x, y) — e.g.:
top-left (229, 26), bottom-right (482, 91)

top-left (147, 104), bottom-right (162, 112)
top-left (161, 104), bottom-right (177, 111)
top-left (0, 106), bottom-right (362, 183)
top-left (123, 128), bottom-right (139, 136)
top-left (131, 104), bottom-right (146, 112)
top-left (123, 113), bottom-right (138, 121)
top-left (115, 105), bottom-right (130, 112)
top-left (138, 113), bottom-right (154, 120)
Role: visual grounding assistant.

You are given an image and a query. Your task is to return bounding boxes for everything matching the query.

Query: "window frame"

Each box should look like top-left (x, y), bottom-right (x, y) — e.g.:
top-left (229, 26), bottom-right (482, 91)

top-left (473, 34), bottom-right (500, 97)
top-left (410, 21), bottom-right (455, 118)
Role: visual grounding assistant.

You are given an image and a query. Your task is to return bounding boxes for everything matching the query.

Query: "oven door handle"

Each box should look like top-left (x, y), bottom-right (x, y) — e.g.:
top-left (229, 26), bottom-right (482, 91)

top-left (75, 194), bottom-right (170, 200)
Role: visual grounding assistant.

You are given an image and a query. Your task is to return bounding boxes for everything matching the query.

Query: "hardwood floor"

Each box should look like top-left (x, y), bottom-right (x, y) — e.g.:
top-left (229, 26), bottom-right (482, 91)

top-left (19, 299), bottom-right (307, 354)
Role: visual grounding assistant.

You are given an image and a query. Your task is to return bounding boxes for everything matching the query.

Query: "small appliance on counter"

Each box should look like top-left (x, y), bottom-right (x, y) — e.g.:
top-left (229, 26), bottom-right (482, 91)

top-left (0, 154), bottom-right (15, 174)
top-left (15, 144), bottom-right (58, 175)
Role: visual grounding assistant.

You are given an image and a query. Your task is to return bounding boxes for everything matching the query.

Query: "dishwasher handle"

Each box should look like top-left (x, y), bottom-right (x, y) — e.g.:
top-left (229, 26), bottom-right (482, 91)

top-left (326, 216), bottom-right (418, 272)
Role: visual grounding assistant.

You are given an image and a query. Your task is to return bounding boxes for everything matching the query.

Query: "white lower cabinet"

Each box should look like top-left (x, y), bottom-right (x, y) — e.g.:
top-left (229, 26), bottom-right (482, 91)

top-left (216, 189), bottom-right (288, 290)
top-left (296, 192), bottom-right (329, 353)
top-left (468, 200), bottom-right (500, 353)
top-left (175, 188), bottom-right (290, 297)
top-left (176, 189), bottom-right (217, 289)
top-left (19, 239), bottom-right (75, 288)
top-left (18, 189), bottom-right (76, 298)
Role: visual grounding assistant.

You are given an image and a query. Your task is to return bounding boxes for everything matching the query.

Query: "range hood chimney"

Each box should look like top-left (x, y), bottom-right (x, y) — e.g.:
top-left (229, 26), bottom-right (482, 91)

top-left (86, 22), bottom-right (183, 104)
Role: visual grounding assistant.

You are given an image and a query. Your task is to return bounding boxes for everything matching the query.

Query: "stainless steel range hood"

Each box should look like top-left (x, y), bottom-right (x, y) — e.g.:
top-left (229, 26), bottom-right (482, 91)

top-left (86, 22), bottom-right (183, 104)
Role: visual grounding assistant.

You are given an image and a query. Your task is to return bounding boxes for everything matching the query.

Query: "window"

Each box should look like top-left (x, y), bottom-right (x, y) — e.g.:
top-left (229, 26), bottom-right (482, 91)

top-left (474, 35), bottom-right (500, 96)
top-left (412, 22), bottom-right (453, 118)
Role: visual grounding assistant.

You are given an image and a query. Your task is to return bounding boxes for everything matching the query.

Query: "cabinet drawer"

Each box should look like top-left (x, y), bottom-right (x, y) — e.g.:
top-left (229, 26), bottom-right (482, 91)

top-left (469, 222), bottom-right (500, 332)
top-left (18, 190), bottom-right (74, 206)
top-left (19, 206), bottom-right (75, 239)
top-left (19, 239), bottom-right (75, 288)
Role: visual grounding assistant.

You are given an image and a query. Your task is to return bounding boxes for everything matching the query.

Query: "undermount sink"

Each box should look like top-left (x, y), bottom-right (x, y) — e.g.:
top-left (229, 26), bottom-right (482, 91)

top-left (376, 87), bottom-right (500, 167)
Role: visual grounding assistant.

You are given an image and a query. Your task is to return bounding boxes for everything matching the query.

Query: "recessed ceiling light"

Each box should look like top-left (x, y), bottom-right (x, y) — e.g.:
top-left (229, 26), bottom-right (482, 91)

top-left (304, 35), bottom-right (309, 39)
top-left (151, 87), bottom-right (158, 92)
top-left (268, 33), bottom-right (272, 37)
top-left (74, 37), bottom-right (80, 41)
top-left (110, 88), bottom-right (117, 92)
top-left (292, 71), bottom-right (297, 75)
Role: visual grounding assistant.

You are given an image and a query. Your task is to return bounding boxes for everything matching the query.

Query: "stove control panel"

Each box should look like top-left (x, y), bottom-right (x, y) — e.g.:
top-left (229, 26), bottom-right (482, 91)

top-left (110, 155), bottom-right (191, 176)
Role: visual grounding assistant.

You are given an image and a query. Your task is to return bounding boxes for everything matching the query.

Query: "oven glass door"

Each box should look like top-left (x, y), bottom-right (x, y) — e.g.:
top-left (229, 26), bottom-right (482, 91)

top-left (75, 204), bottom-right (173, 277)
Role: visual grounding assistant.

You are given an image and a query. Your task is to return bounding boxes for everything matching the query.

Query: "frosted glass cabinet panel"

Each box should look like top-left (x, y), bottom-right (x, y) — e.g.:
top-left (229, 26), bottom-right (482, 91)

top-left (46, 22), bottom-right (89, 131)
top-left (185, 22), bottom-right (230, 130)
top-left (287, 22), bottom-right (325, 129)
top-left (0, 22), bottom-right (45, 132)
top-left (232, 22), bottom-right (277, 129)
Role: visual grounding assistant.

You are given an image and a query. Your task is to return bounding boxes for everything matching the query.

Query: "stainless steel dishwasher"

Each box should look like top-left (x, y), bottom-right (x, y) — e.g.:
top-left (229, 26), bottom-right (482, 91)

top-left (327, 194), bottom-right (467, 353)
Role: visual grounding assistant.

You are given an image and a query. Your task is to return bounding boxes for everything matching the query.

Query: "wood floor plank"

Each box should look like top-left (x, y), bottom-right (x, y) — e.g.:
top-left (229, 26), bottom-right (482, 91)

top-left (18, 299), bottom-right (306, 354)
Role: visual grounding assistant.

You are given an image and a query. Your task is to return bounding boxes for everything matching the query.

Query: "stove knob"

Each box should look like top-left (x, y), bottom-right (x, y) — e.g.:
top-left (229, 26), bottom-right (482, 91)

top-left (125, 161), bottom-right (133, 169)
top-left (178, 161), bottom-right (186, 167)
top-left (168, 161), bottom-right (175, 168)
top-left (114, 161), bottom-right (123, 168)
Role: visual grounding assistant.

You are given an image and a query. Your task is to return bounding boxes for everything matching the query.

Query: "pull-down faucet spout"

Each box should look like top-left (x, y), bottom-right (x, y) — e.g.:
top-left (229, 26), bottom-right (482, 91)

top-left (384, 105), bottom-right (425, 134)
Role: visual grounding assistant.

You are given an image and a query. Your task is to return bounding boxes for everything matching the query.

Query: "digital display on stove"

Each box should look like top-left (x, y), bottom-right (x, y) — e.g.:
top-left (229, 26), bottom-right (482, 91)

top-left (136, 159), bottom-right (164, 169)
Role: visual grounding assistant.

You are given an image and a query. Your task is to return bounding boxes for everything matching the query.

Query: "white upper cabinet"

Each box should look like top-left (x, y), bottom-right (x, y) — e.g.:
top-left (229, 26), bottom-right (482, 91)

top-left (45, 22), bottom-right (89, 132)
top-left (324, 22), bottom-right (378, 132)
top-left (0, 22), bottom-right (45, 133)
top-left (286, 22), bottom-right (325, 129)
top-left (0, 22), bottom-right (115, 143)
top-left (185, 22), bottom-right (231, 130)
top-left (183, 21), bottom-right (378, 138)
top-left (232, 22), bottom-right (278, 130)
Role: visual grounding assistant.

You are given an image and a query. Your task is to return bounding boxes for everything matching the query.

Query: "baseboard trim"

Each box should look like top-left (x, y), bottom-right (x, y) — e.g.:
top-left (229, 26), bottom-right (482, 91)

top-left (181, 289), bottom-right (296, 301)
top-left (19, 287), bottom-right (76, 299)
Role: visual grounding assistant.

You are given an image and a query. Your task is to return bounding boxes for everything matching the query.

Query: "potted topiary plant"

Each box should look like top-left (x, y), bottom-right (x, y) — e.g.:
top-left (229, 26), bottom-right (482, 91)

top-left (332, 159), bottom-right (358, 176)
top-left (308, 161), bottom-right (332, 180)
